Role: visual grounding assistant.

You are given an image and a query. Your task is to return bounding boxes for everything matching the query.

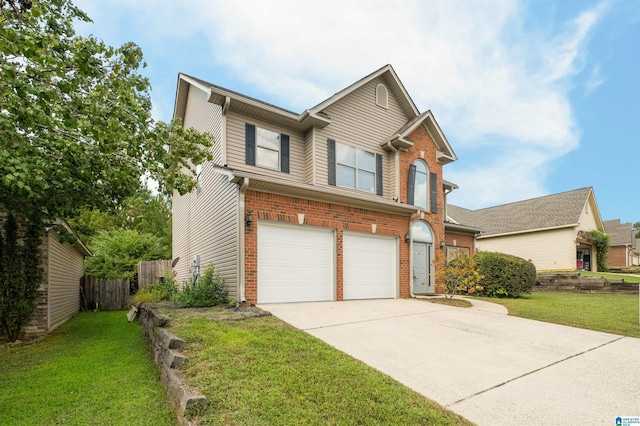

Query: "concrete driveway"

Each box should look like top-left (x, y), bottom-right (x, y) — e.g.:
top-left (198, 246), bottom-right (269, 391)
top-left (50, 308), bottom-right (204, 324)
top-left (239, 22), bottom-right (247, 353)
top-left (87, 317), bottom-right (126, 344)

top-left (262, 298), bottom-right (640, 425)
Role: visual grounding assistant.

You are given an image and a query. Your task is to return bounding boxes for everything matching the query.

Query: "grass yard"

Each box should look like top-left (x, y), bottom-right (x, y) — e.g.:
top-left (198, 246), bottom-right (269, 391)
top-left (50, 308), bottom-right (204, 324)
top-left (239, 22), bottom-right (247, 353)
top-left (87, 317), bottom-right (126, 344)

top-left (578, 271), bottom-right (640, 283)
top-left (0, 311), bottom-right (177, 426)
top-left (168, 314), bottom-right (472, 425)
top-left (477, 292), bottom-right (640, 338)
top-left (543, 270), bottom-right (640, 283)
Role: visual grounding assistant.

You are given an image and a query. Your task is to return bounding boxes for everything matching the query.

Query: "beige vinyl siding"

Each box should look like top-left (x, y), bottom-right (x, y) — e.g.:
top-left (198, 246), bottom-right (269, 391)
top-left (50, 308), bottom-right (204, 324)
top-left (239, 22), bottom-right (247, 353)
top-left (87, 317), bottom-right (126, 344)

top-left (183, 85), bottom-right (223, 164)
top-left (47, 230), bottom-right (84, 331)
top-left (577, 198), bottom-right (599, 232)
top-left (226, 111), bottom-right (306, 182)
top-left (172, 84), bottom-right (239, 300)
top-left (172, 188), bottom-right (192, 284)
top-left (172, 172), bottom-right (239, 301)
top-left (476, 227), bottom-right (577, 271)
top-left (314, 77), bottom-right (408, 199)
top-left (304, 128), bottom-right (315, 185)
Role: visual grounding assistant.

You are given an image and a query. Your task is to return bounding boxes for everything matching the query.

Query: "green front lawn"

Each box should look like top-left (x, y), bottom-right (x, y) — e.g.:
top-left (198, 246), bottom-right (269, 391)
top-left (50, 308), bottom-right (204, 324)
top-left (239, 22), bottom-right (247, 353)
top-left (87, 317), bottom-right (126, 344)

top-left (169, 315), bottom-right (472, 425)
top-left (542, 270), bottom-right (640, 283)
top-left (578, 271), bottom-right (640, 283)
top-left (478, 292), bottom-right (640, 338)
top-left (0, 312), bottom-right (177, 426)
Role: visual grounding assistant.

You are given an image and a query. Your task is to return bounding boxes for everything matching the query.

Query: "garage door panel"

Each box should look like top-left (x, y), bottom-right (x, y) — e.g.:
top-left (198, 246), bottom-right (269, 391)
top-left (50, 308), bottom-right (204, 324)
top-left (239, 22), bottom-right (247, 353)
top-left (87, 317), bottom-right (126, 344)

top-left (343, 234), bottom-right (397, 300)
top-left (258, 224), bottom-right (334, 304)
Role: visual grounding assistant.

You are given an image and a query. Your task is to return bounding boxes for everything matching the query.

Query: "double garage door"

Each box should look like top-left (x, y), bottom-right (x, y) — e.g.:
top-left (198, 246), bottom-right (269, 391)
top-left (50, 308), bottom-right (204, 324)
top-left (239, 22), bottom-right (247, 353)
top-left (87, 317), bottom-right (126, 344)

top-left (257, 223), bottom-right (397, 303)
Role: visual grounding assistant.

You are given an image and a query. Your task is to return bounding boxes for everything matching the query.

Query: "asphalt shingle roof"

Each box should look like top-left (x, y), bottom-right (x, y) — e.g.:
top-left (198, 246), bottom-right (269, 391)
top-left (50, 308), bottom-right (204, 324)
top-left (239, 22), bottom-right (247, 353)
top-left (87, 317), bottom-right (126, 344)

top-left (448, 187), bottom-right (593, 236)
top-left (603, 219), bottom-right (636, 247)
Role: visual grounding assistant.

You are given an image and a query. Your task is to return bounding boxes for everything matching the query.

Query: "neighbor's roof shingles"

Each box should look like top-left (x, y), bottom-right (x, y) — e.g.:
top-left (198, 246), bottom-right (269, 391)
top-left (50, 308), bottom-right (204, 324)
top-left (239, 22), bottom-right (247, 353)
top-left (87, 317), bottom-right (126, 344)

top-left (448, 187), bottom-right (594, 236)
top-left (603, 219), bottom-right (635, 247)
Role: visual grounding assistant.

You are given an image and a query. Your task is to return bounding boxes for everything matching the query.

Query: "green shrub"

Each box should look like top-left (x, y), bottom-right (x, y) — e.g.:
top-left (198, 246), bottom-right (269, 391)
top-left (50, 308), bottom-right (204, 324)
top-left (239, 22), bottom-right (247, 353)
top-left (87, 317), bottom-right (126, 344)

top-left (475, 251), bottom-right (536, 298)
top-left (589, 230), bottom-right (610, 272)
top-left (176, 265), bottom-right (229, 308)
top-left (130, 277), bottom-right (178, 305)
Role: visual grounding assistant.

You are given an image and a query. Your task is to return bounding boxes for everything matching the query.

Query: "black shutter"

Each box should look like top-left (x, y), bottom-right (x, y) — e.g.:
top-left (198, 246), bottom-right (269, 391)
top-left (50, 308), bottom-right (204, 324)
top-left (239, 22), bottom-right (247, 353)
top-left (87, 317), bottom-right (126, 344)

top-left (280, 134), bottom-right (290, 173)
top-left (375, 154), bottom-right (383, 196)
top-left (327, 139), bottom-right (336, 186)
top-left (407, 164), bottom-right (416, 205)
top-left (430, 172), bottom-right (438, 213)
top-left (245, 123), bottom-right (256, 166)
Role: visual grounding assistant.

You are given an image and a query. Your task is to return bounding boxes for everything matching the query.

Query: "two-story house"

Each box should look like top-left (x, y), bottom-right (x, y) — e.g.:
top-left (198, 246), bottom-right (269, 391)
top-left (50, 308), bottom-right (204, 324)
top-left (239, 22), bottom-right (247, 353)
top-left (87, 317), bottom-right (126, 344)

top-left (172, 65), bottom-right (457, 305)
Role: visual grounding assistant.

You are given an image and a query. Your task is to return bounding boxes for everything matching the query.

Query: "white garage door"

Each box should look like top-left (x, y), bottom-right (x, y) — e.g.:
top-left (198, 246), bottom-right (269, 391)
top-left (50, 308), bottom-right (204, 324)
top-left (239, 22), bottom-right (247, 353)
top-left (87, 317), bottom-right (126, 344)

top-left (343, 233), bottom-right (397, 300)
top-left (258, 223), bottom-right (334, 304)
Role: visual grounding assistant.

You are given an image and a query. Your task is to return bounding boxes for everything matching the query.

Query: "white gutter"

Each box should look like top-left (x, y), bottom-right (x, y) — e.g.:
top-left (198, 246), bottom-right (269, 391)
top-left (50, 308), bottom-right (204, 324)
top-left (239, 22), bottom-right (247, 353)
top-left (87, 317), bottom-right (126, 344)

top-left (477, 223), bottom-right (579, 239)
top-left (237, 177), bottom-right (249, 303)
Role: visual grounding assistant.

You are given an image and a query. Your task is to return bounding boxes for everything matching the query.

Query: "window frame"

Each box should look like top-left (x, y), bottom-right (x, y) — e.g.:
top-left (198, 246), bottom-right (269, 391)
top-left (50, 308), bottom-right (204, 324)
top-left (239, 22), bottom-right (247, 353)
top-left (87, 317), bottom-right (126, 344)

top-left (336, 142), bottom-right (377, 194)
top-left (255, 127), bottom-right (281, 171)
top-left (413, 159), bottom-right (429, 210)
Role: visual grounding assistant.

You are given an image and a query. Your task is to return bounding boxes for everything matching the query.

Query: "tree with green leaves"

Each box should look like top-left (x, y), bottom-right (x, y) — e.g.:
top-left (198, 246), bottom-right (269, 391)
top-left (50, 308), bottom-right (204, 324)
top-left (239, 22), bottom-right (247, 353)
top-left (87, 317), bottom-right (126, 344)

top-left (85, 229), bottom-right (169, 280)
top-left (70, 189), bottom-right (172, 249)
top-left (0, 0), bottom-right (211, 222)
top-left (633, 221), bottom-right (640, 239)
top-left (0, 0), bottom-right (211, 340)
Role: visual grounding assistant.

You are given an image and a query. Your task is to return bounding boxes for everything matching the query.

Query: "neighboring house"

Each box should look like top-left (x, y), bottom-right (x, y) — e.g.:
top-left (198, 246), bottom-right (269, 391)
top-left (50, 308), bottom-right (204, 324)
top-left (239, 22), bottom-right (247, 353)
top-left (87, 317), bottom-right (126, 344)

top-left (0, 214), bottom-right (90, 338)
top-left (603, 219), bottom-right (640, 267)
top-left (447, 187), bottom-right (604, 271)
top-left (443, 180), bottom-right (479, 259)
top-left (172, 65), bottom-right (459, 303)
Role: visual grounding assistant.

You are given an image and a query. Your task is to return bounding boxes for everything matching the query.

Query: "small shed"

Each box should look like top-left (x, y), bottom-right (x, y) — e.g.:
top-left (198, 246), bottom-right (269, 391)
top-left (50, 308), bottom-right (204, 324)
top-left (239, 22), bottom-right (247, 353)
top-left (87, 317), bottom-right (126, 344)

top-left (0, 213), bottom-right (91, 338)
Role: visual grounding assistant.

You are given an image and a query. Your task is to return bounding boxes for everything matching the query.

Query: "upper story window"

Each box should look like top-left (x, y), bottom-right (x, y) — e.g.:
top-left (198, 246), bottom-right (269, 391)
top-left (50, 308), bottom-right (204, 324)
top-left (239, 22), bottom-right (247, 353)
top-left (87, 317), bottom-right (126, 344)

top-left (337, 142), bottom-right (376, 192)
top-left (245, 123), bottom-right (290, 173)
top-left (256, 127), bottom-right (280, 170)
top-left (376, 84), bottom-right (388, 109)
top-left (327, 139), bottom-right (383, 196)
top-left (413, 160), bottom-right (429, 209)
top-left (407, 159), bottom-right (437, 213)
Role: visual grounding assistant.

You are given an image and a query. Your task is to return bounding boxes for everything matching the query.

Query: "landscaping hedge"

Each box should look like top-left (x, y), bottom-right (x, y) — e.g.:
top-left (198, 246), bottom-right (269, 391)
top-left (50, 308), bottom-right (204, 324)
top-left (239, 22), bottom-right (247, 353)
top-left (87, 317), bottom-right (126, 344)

top-left (476, 251), bottom-right (536, 298)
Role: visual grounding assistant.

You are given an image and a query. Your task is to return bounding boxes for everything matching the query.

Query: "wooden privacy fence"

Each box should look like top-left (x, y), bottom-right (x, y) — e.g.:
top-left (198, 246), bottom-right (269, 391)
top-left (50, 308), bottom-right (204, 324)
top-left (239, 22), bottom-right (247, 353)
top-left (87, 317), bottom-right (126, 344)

top-left (81, 275), bottom-right (130, 311)
top-left (137, 260), bottom-right (171, 289)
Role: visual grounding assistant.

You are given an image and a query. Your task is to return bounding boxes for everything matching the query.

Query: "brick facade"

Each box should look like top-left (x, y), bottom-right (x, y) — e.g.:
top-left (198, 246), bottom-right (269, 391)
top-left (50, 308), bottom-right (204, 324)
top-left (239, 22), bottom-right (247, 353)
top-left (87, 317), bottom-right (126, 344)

top-left (444, 231), bottom-right (476, 253)
top-left (607, 246), bottom-right (628, 267)
top-left (398, 125), bottom-right (446, 246)
top-left (241, 122), bottom-right (451, 304)
top-left (243, 190), bottom-right (416, 304)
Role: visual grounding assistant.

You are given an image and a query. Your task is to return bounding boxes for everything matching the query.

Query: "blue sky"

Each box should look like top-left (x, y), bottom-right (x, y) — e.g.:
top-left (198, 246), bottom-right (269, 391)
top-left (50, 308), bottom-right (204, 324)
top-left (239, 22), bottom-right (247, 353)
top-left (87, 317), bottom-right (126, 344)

top-left (74, 0), bottom-right (639, 224)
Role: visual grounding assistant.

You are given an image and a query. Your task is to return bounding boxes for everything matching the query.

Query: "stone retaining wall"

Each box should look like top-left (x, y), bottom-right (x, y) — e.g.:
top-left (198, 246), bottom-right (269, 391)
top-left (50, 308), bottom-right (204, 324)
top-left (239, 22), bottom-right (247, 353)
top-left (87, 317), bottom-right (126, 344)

top-left (535, 273), bottom-right (638, 295)
top-left (137, 303), bottom-right (208, 426)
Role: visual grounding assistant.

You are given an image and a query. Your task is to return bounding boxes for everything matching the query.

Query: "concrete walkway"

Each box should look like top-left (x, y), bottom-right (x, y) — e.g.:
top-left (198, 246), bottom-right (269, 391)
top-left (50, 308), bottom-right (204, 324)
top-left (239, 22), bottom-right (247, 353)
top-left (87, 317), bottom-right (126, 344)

top-left (262, 299), bottom-right (640, 425)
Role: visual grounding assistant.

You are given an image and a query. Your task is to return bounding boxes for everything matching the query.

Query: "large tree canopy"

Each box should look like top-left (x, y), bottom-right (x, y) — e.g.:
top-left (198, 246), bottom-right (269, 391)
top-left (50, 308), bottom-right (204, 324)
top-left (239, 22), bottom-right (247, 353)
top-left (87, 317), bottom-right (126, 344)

top-left (0, 0), bottom-right (211, 221)
top-left (70, 189), bottom-right (172, 249)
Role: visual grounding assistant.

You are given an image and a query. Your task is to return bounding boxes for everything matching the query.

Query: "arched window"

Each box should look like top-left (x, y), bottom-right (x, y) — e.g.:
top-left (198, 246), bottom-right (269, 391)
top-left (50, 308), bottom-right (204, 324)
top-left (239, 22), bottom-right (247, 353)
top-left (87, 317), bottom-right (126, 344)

top-left (376, 84), bottom-right (388, 109)
top-left (413, 160), bottom-right (429, 210)
top-left (411, 221), bottom-right (433, 243)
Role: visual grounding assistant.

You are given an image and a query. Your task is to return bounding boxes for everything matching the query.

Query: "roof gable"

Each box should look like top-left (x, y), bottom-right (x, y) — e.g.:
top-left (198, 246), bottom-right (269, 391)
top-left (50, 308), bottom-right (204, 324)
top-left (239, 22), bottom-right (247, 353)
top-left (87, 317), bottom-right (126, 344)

top-left (448, 187), bottom-right (602, 237)
top-left (308, 64), bottom-right (419, 119)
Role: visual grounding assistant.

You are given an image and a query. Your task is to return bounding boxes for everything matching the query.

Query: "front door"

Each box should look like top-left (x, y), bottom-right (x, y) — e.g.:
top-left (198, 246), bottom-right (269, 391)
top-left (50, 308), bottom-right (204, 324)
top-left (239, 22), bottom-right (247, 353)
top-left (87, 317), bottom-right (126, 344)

top-left (413, 242), bottom-right (433, 294)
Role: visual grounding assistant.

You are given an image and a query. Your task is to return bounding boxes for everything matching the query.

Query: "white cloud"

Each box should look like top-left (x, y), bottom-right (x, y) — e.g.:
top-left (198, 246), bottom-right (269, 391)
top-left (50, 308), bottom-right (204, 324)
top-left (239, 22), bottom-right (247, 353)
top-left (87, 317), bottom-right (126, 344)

top-left (74, 0), bottom-right (609, 209)
top-left (585, 65), bottom-right (606, 93)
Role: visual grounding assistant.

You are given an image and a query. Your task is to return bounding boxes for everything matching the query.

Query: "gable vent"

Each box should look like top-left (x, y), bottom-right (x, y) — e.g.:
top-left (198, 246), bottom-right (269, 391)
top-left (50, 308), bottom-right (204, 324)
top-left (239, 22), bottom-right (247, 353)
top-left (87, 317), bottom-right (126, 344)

top-left (376, 84), bottom-right (388, 109)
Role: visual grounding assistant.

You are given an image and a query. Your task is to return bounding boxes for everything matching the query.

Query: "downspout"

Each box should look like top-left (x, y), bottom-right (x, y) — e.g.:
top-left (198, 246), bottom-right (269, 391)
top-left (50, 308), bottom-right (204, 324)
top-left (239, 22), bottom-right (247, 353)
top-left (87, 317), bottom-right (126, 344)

top-left (386, 141), bottom-right (400, 201)
top-left (237, 177), bottom-right (249, 304)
